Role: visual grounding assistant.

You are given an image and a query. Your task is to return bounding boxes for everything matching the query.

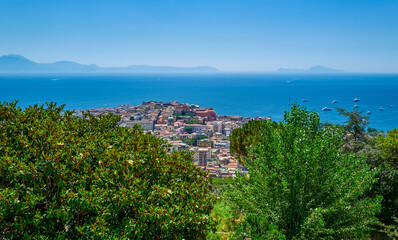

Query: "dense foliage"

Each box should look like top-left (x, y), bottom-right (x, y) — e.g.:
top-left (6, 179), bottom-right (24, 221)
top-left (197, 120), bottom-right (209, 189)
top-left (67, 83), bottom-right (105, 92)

top-left (229, 120), bottom-right (265, 166)
top-left (226, 105), bottom-right (382, 239)
top-left (371, 164), bottom-right (398, 228)
top-left (189, 119), bottom-right (198, 124)
top-left (373, 129), bottom-right (398, 229)
top-left (185, 126), bottom-right (193, 134)
top-left (207, 201), bottom-right (235, 240)
top-left (381, 217), bottom-right (398, 239)
top-left (378, 129), bottom-right (398, 168)
top-left (210, 177), bottom-right (234, 188)
top-left (332, 110), bottom-right (398, 238)
top-left (0, 101), bottom-right (215, 239)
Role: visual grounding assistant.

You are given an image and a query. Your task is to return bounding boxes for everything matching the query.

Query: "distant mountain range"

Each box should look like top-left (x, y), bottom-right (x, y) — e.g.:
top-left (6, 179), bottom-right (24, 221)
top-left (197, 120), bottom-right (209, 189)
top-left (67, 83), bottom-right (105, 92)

top-left (0, 54), bottom-right (219, 73)
top-left (277, 65), bottom-right (344, 73)
top-left (0, 54), bottom-right (347, 74)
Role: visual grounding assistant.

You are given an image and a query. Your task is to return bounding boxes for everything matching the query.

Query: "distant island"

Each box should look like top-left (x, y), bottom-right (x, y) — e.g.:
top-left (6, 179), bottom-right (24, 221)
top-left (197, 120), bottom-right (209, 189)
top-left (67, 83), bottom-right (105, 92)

top-left (0, 54), bottom-right (219, 73)
top-left (277, 65), bottom-right (344, 73)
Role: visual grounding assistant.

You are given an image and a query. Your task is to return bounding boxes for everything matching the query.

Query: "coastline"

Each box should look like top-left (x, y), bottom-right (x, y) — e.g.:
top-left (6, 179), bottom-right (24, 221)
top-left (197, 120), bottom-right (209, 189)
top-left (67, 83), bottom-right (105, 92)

top-left (0, 73), bottom-right (397, 131)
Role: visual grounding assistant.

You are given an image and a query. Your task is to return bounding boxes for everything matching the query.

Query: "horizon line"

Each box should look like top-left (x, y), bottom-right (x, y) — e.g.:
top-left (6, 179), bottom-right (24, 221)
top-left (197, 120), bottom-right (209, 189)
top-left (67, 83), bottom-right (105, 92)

top-left (1, 54), bottom-right (398, 74)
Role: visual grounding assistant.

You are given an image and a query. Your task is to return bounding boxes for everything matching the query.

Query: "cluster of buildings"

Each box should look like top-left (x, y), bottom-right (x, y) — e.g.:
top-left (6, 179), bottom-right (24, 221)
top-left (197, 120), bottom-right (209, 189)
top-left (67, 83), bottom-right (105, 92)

top-left (74, 100), bottom-right (267, 178)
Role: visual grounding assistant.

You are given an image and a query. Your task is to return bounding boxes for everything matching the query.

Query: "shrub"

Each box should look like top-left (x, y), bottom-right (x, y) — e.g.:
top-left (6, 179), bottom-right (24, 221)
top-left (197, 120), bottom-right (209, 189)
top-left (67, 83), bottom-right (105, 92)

top-left (0, 101), bottom-right (215, 239)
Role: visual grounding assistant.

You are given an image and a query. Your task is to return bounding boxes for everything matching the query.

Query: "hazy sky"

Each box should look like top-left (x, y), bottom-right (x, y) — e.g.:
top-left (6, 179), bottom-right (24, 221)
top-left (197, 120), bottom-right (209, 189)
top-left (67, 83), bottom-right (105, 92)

top-left (1, 0), bottom-right (397, 72)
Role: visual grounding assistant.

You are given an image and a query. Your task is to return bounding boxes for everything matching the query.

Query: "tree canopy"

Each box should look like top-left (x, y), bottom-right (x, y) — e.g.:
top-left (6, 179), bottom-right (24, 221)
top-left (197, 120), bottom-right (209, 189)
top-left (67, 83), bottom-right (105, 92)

top-left (185, 126), bottom-right (193, 134)
top-left (226, 105), bottom-right (382, 239)
top-left (229, 120), bottom-right (272, 166)
top-left (335, 107), bottom-right (369, 141)
top-left (0, 101), bottom-right (215, 239)
top-left (378, 129), bottom-right (398, 169)
top-left (372, 129), bottom-right (398, 228)
top-left (189, 119), bottom-right (198, 124)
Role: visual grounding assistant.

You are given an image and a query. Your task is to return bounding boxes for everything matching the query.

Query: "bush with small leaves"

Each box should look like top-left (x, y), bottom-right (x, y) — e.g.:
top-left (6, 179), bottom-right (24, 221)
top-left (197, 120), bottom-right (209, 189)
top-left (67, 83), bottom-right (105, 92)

top-left (0, 101), bottom-right (215, 239)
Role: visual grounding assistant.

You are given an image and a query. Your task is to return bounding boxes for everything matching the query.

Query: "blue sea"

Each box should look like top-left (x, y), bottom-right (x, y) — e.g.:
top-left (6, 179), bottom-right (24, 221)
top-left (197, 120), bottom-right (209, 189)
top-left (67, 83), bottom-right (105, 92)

top-left (0, 73), bottom-right (397, 131)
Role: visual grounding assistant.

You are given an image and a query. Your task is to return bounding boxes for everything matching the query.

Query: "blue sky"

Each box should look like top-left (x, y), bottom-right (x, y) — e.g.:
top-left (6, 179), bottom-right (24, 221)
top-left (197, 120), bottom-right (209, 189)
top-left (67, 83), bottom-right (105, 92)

top-left (0, 0), bottom-right (397, 72)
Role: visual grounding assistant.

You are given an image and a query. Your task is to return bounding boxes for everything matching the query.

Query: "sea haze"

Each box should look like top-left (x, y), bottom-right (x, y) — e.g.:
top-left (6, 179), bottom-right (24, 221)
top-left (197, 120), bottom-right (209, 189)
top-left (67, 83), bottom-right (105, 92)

top-left (0, 73), bottom-right (397, 131)
top-left (0, 54), bottom-right (219, 73)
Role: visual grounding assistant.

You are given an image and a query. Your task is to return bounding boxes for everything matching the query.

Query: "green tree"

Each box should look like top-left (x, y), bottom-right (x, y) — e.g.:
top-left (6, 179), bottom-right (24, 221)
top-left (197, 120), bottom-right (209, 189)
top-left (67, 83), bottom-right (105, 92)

top-left (335, 107), bottom-right (369, 141)
top-left (380, 217), bottom-right (398, 239)
top-left (0, 101), bottom-right (215, 239)
top-left (230, 120), bottom-right (263, 158)
top-left (226, 105), bottom-right (381, 239)
top-left (185, 126), bottom-right (193, 134)
top-left (353, 129), bottom-right (398, 238)
top-left (378, 129), bottom-right (398, 168)
top-left (369, 164), bottom-right (398, 229)
top-left (189, 119), bottom-right (198, 124)
top-left (371, 129), bottom-right (398, 227)
top-left (230, 120), bottom-right (278, 166)
top-left (207, 201), bottom-right (235, 240)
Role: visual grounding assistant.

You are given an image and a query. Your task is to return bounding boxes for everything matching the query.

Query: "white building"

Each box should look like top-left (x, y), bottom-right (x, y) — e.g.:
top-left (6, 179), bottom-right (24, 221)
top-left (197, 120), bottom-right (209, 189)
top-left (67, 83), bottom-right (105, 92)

top-left (120, 120), bottom-right (154, 131)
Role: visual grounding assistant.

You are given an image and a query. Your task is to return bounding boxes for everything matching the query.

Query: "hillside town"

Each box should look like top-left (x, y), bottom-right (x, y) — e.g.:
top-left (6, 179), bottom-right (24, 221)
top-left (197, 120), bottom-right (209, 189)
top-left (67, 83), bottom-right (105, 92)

top-left (74, 101), bottom-right (268, 178)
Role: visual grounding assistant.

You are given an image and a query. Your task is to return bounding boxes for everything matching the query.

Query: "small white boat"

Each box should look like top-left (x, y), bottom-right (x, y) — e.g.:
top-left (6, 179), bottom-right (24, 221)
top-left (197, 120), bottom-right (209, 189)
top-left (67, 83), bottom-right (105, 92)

top-left (366, 111), bottom-right (371, 114)
top-left (301, 99), bottom-right (309, 102)
top-left (353, 98), bottom-right (360, 102)
top-left (354, 105), bottom-right (359, 108)
top-left (322, 107), bottom-right (332, 111)
top-left (390, 105), bottom-right (394, 108)
top-left (380, 108), bottom-right (384, 111)
top-left (332, 100), bottom-right (338, 103)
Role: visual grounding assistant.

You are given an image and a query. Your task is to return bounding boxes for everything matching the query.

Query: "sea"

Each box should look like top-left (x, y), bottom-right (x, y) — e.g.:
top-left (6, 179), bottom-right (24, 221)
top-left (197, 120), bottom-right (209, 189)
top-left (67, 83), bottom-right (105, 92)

top-left (0, 73), bottom-right (397, 131)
